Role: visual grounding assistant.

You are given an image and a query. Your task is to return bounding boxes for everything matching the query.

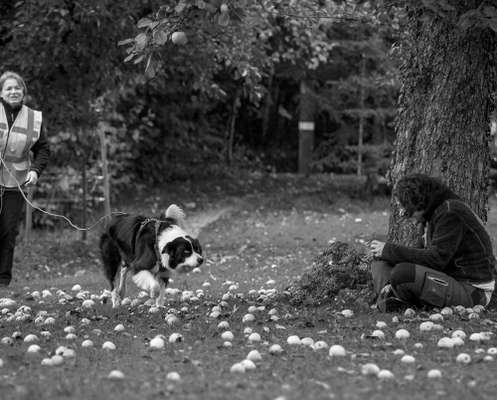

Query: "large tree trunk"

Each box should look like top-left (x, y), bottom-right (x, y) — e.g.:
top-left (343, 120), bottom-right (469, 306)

top-left (388, 2), bottom-right (497, 244)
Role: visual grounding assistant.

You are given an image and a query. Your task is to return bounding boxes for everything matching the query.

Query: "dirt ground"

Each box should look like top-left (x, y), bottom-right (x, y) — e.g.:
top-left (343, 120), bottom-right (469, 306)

top-left (3, 173), bottom-right (497, 400)
top-left (12, 172), bottom-right (391, 287)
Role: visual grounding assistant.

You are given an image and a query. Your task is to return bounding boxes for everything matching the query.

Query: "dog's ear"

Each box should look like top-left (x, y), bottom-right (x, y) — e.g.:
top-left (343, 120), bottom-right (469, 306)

top-left (164, 204), bottom-right (185, 227)
top-left (161, 242), bottom-right (171, 254)
top-left (161, 242), bottom-right (176, 269)
top-left (160, 250), bottom-right (170, 269)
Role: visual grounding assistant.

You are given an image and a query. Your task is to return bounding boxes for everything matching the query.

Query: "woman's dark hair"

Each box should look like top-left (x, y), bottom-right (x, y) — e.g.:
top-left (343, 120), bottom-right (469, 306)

top-left (393, 173), bottom-right (460, 218)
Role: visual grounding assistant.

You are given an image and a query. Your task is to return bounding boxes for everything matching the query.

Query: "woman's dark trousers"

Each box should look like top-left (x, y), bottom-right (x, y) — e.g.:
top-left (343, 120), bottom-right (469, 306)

top-left (371, 260), bottom-right (487, 308)
top-left (0, 189), bottom-right (24, 286)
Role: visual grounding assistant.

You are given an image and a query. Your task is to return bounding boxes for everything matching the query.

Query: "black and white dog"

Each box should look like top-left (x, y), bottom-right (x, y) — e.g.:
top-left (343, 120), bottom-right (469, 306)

top-left (99, 204), bottom-right (203, 308)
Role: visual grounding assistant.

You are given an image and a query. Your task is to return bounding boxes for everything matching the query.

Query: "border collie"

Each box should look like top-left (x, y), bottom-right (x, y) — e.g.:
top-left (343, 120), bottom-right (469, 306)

top-left (99, 204), bottom-right (203, 308)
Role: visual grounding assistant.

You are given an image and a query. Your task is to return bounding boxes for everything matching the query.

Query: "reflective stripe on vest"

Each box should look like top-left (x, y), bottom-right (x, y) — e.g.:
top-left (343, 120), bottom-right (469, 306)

top-left (0, 104), bottom-right (42, 187)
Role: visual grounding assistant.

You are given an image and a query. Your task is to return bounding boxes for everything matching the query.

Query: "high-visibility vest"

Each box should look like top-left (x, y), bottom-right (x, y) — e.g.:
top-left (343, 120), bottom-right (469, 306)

top-left (0, 103), bottom-right (42, 187)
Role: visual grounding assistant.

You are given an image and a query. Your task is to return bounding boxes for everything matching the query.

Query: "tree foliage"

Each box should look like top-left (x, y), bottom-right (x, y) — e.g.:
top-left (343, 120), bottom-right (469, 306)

top-left (0, 1), bottom-right (403, 191)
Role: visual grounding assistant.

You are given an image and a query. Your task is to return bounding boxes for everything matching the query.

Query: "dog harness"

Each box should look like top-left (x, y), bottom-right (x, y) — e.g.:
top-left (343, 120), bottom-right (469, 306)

top-left (136, 218), bottom-right (170, 279)
top-left (0, 103), bottom-right (42, 187)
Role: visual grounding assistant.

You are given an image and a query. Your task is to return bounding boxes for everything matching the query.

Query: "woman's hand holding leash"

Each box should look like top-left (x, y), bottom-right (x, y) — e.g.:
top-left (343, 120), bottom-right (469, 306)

top-left (370, 240), bottom-right (385, 258)
top-left (24, 171), bottom-right (38, 186)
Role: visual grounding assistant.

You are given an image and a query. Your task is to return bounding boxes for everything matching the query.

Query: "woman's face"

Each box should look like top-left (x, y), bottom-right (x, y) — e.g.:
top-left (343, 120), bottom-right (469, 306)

top-left (1, 78), bottom-right (24, 107)
top-left (397, 199), bottom-right (424, 222)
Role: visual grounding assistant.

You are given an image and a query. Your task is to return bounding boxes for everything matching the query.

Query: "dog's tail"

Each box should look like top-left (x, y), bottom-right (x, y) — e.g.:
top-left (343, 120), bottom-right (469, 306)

top-left (165, 204), bottom-right (185, 225)
top-left (99, 233), bottom-right (121, 290)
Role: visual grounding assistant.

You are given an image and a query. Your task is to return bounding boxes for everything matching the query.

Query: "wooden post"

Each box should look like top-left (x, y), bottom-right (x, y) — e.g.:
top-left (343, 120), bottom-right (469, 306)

top-left (24, 188), bottom-right (33, 242)
top-left (98, 123), bottom-right (111, 222)
top-left (298, 80), bottom-right (315, 175)
top-left (225, 87), bottom-right (241, 165)
top-left (261, 67), bottom-right (274, 143)
top-left (81, 161), bottom-right (87, 241)
top-left (357, 54), bottom-right (366, 177)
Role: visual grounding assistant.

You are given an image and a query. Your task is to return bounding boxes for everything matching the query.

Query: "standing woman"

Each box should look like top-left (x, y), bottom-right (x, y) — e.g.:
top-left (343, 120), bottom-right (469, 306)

top-left (0, 71), bottom-right (49, 287)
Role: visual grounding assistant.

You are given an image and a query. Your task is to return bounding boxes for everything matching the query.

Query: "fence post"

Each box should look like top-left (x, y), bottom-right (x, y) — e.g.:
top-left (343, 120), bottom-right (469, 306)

top-left (98, 123), bottom-right (111, 222)
top-left (357, 54), bottom-right (366, 177)
top-left (298, 80), bottom-right (315, 175)
top-left (24, 188), bottom-right (33, 242)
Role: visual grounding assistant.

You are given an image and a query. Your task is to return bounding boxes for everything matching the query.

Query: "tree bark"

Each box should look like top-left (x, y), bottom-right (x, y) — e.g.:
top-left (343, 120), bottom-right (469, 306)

top-left (388, 2), bottom-right (497, 244)
top-left (98, 123), bottom-right (111, 223)
top-left (225, 87), bottom-right (241, 165)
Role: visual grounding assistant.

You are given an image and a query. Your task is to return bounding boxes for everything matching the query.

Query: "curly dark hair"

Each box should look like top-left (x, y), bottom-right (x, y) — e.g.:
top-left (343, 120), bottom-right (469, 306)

top-left (393, 173), bottom-right (460, 218)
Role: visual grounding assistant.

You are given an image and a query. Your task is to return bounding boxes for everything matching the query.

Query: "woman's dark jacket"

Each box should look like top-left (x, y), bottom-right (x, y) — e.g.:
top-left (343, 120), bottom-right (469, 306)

top-left (381, 195), bottom-right (496, 284)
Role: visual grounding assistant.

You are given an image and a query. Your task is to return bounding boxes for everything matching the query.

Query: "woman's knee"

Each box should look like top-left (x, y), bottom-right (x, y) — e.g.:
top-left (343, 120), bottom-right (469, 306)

top-left (371, 260), bottom-right (390, 275)
top-left (370, 260), bottom-right (392, 293)
top-left (390, 263), bottom-right (417, 287)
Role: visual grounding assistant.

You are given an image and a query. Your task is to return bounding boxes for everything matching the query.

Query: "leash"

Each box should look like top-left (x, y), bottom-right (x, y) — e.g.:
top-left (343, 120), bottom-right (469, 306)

top-left (0, 155), bottom-right (125, 231)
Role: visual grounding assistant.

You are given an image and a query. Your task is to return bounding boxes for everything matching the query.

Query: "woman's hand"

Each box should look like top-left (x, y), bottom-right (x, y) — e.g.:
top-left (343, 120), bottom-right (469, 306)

top-left (25, 171), bottom-right (38, 186)
top-left (370, 240), bottom-right (385, 258)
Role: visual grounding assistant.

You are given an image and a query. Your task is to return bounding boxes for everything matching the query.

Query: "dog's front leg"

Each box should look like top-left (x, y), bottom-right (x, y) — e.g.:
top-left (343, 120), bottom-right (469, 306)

top-left (111, 264), bottom-right (128, 308)
top-left (111, 288), bottom-right (121, 308)
top-left (156, 278), bottom-right (168, 307)
top-left (117, 265), bottom-right (128, 299)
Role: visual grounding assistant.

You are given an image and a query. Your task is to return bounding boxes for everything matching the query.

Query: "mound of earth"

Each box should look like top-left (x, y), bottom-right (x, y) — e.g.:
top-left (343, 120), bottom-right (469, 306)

top-left (286, 241), bottom-right (375, 307)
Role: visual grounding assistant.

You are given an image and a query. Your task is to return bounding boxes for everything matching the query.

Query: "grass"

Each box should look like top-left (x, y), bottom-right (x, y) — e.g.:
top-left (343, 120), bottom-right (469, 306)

top-left (2, 173), bottom-right (497, 400)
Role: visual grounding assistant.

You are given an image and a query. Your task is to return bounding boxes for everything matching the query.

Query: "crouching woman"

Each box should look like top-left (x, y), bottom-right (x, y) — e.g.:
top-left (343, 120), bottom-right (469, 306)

top-left (370, 173), bottom-right (496, 312)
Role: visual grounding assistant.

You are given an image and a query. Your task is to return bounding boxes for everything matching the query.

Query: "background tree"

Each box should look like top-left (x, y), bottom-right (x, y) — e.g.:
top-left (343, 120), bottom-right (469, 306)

top-left (0, 0), bottom-right (401, 209)
top-left (121, 0), bottom-right (398, 173)
top-left (0, 0), bottom-right (150, 233)
top-left (311, 2), bottom-right (400, 177)
top-left (385, 0), bottom-right (497, 244)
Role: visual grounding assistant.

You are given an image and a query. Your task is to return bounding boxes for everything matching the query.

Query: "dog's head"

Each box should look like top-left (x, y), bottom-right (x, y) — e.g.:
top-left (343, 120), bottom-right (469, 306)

top-left (157, 208), bottom-right (203, 274)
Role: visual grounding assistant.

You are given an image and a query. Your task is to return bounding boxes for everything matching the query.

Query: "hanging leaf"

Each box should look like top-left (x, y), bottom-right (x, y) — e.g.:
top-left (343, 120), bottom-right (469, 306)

top-left (123, 53), bottom-right (135, 63)
top-left (135, 32), bottom-right (148, 51)
top-left (133, 55), bottom-right (144, 64)
top-left (218, 11), bottom-right (230, 26)
top-left (137, 17), bottom-right (154, 29)
top-left (117, 38), bottom-right (134, 46)
top-left (154, 30), bottom-right (169, 46)
top-left (145, 57), bottom-right (157, 79)
top-left (175, 2), bottom-right (187, 14)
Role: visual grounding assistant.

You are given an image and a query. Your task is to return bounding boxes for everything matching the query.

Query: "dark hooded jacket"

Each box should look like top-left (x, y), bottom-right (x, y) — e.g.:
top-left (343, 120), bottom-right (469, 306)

top-left (381, 191), bottom-right (496, 284)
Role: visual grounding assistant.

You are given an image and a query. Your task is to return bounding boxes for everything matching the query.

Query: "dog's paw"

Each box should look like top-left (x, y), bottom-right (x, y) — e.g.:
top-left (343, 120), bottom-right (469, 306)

top-left (155, 298), bottom-right (165, 307)
top-left (111, 290), bottom-right (121, 308)
top-left (155, 293), bottom-right (166, 307)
